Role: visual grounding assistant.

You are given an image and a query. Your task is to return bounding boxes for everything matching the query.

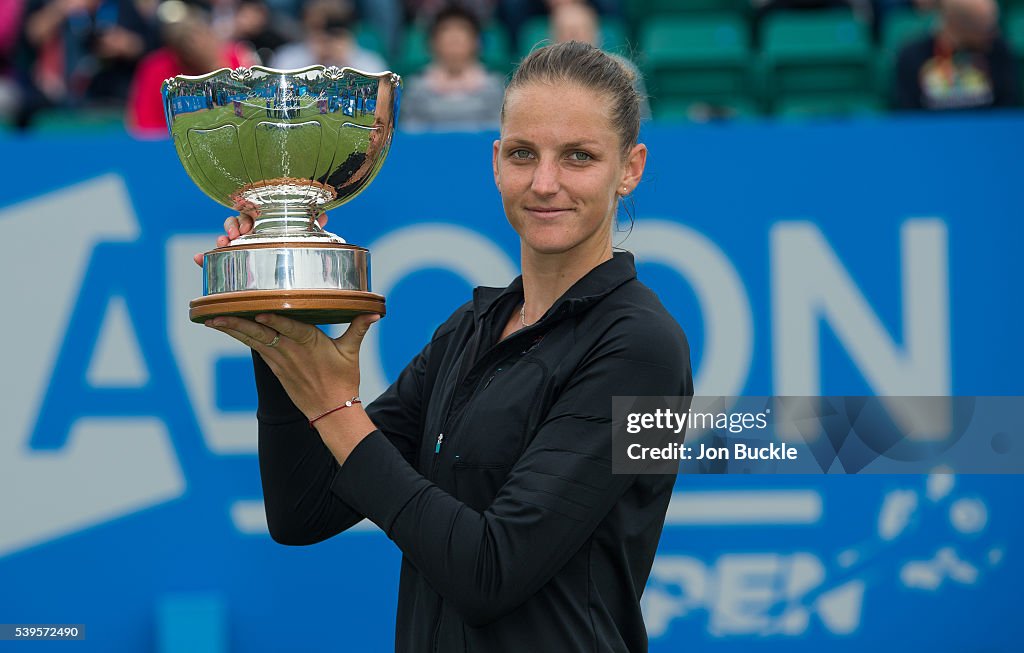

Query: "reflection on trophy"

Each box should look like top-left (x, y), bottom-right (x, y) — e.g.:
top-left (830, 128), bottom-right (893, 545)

top-left (161, 65), bottom-right (401, 324)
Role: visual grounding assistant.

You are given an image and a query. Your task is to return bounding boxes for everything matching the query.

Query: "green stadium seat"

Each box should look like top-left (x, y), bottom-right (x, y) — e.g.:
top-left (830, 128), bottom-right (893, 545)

top-left (775, 93), bottom-right (882, 118)
top-left (875, 9), bottom-right (937, 103)
top-left (1007, 9), bottom-right (1024, 91)
top-left (641, 15), bottom-right (754, 112)
top-left (881, 8), bottom-right (936, 52)
top-left (758, 10), bottom-right (874, 112)
top-left (602, 19), bottom-right (629, 54)
top-left (481, 24), bottom-right (515, 74)
top-left (628, 0), bottom-right (751, 19)
top-left (520, 16), bottom-right (552, 55)
top-left (1007, 9), bottom-right (1024, 57)
top-left (354, 24), bottom-right (386, 59)
top-left (32, 108), bottom-right (126, 132)
top-left (398, 26), bottom-right (431, 76)
top-left (654, 97), bottom-right (760, 121)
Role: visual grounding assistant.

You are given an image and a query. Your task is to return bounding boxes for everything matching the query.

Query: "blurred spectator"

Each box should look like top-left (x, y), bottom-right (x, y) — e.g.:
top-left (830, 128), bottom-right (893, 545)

top-left (399, 4), bottom-right (505, 131)
top-left (13, 0), bottom-right (159, 128)
top-left (546, 1), bottom-right (650, 119)
top-left (406, 0), bottom-right (496, 25)
top-left (498, 0), bottom-right (620, 53)
top-left (0, 0), bottom-right (26, 121)
top-left (125, 0), bottom-right (255, 136)
top-left (205, 0), bottom-right (293, 64)
top-left (272, 0), bottom-right (386, 71)
top-left (893, 0), bottom-right (1019, 109)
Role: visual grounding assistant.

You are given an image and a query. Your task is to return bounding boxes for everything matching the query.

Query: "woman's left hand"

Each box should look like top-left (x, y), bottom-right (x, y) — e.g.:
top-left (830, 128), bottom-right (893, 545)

top-left (205, 312), bottom-right (381, 420)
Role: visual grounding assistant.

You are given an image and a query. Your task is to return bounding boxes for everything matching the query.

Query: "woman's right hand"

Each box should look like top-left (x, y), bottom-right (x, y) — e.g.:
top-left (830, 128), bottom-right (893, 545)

top-left (192, 207), bottom-right (328, 266)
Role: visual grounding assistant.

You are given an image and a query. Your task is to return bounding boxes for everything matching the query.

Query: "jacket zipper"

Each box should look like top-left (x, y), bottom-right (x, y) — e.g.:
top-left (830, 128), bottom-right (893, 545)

top-left (429, 345), bottom-right (468, 478)
top-left (433, 366), bottom-right (500, 457)
top-left (432, 331), bottom-right (546, 459)
top-left (427, 325), bottom-right (549, 653)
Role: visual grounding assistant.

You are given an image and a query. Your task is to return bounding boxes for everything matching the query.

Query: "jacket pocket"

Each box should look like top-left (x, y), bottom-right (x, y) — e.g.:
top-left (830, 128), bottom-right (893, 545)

top-left (450, 358), bottom-right (548, 467)
top-left (452, 462), bottom-right (511, 513)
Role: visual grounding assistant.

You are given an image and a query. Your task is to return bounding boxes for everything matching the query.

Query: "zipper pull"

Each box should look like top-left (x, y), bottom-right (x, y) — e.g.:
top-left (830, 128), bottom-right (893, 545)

top-left (434, 432), bottom-right (444, 454)
top-left (482, 367), bottom-right (502, 390)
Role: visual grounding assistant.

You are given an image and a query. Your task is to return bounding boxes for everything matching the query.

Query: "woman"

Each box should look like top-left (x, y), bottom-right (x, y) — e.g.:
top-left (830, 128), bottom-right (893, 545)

top-left (203, 41), bottom-right (692, 652)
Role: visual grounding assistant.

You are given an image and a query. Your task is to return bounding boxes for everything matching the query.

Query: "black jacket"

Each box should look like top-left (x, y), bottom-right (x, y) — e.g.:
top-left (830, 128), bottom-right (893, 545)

top-left (254, 250), bottom-right (693, 652)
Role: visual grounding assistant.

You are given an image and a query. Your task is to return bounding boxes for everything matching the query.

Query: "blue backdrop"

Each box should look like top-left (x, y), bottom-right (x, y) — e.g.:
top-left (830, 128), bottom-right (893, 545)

top-left (0, 113), bottom-right (1021, 652)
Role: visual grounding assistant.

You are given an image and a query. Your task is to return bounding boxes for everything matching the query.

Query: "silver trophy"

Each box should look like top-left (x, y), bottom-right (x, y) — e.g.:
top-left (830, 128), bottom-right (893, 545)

top-left (162, 65), bottom-right (401, 324)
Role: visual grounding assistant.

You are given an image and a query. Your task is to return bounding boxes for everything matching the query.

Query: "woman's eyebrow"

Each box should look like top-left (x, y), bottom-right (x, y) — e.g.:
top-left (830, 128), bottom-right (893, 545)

top-left (562, 140), bottom-right (602, 149)
top-left (503, 138), bottom-right (603, 149)
top-left (502, 137), bottom-right (535, 148)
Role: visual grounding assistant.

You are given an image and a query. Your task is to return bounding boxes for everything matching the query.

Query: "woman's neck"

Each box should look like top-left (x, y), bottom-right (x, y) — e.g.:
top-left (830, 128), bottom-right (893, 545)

top-left (519, 240), bottom-right (613, 326)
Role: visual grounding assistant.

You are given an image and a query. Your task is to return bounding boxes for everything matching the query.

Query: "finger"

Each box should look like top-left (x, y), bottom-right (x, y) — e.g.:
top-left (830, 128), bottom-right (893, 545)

top-left (193, 251), bottom-right (204, 267)
top-left (253, 313), bottom-right (318, 345)
top-left (334, 313), bottom-right (380, 355)
top-left (206, 316), bottom-right (279, 347)
top-left (207, 324), bottom-right (270, 352)
top-left (216, 235), bottom-right (230, 248)
top-left (232, 200), bottom-right (259, 221)
top-left (224, 216), bottom-right (240, 238)
top-left (316, 212), bottom-right (328, 228)
top-left (239, 213), bottom-right (254, 235)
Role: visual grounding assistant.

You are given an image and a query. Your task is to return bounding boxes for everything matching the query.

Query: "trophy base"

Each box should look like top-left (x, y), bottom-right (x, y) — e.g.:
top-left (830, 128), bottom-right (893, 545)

top-left (190, 290), bottom-right (385, 325)
top-left (192, 241), bottom-right (383, 325)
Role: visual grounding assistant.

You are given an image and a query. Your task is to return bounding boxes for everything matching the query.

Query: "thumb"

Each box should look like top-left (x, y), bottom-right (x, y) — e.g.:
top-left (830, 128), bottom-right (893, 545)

top-left (335, 313), bottom-right (380, 353)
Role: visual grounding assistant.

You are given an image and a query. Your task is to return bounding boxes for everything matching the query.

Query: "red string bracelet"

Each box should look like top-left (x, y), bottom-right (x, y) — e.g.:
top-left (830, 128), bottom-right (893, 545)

top-left (308, 396), bottom-right (361, 429)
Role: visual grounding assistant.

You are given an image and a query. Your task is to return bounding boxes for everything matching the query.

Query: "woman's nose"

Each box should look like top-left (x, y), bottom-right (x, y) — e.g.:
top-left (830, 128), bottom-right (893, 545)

top-left (530, 158), bottom-right (560, 196)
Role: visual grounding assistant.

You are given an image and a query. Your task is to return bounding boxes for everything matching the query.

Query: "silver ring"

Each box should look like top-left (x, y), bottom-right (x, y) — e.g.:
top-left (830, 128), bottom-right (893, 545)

top-left (267, 333), bottom-right (281, 348)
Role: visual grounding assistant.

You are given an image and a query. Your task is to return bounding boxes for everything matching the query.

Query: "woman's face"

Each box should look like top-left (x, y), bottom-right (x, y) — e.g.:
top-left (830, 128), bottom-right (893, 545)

top-left (493, 82), bottom-right (646, 259)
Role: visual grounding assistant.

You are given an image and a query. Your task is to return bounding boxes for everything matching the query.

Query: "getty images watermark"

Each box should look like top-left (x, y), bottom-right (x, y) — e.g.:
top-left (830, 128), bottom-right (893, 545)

top-left (611, 396), bottom-right (1024, 474)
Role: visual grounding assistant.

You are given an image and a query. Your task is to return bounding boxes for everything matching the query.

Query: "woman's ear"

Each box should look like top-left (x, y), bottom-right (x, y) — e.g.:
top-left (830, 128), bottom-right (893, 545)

top-left (619, 143), bottom-right (647, 195)
top-left (492, 139), bottom-right (501, 188)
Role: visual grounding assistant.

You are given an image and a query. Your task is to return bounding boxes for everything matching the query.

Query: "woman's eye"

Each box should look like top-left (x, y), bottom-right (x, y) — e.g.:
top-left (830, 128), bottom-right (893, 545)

top-left (569, 151), bottom-right (592, 161)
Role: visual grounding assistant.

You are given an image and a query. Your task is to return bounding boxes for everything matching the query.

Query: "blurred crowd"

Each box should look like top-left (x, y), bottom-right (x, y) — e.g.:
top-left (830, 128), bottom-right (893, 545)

top-left (0, 0), bottom-right (1019, 135)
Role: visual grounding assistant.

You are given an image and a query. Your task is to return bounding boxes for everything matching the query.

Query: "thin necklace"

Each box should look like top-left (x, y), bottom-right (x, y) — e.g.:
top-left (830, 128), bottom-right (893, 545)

top-left (520, 301), bottom-right (533, 327)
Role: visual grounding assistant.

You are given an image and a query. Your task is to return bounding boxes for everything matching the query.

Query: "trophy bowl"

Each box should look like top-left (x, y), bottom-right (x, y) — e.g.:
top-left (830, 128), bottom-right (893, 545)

top-left (162, 64), bottom-right (401, 324)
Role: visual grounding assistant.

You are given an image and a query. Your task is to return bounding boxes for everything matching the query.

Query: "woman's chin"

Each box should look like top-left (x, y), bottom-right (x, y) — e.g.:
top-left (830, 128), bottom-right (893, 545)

top-left (521, 239), bottom-right (580, 257)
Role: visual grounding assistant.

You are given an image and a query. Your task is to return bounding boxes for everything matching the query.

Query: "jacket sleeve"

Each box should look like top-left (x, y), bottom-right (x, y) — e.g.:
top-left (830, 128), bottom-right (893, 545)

top-left (329, 317), bottom-right (692, 626)
top-left (255, 322), bottom-right (446, 545)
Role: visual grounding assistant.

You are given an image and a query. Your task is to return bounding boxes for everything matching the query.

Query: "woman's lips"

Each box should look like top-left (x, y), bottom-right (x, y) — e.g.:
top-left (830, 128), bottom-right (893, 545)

top-left (525, 207), bottom-right (573, 219)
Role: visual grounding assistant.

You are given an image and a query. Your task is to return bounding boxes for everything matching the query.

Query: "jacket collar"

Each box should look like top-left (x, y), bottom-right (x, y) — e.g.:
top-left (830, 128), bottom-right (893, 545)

top-left (472, 250), bottom-right (637, 325)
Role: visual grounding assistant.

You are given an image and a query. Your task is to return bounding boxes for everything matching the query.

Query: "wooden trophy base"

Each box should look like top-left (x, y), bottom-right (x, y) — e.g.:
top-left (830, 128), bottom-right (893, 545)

top-left (190, 289), bottom-right (386, 325)
top-left (193, 240), bottom-right (383, 325)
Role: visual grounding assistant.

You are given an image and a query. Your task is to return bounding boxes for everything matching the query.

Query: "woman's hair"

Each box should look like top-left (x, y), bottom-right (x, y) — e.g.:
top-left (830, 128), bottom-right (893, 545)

top-left (501, 41), bottom-right (641, 157)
